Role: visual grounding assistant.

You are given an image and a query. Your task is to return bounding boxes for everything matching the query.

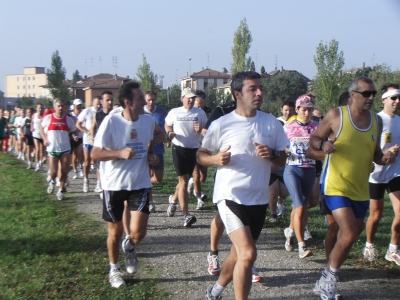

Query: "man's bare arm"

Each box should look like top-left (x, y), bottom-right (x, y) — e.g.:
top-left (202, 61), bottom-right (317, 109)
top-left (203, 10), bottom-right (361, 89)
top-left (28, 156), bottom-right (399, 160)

top-left (305, 146), bottom-right (326, 161)
top-left (154, 123), bottom-right (166, 145)
top-left (90, 114), bottom-right (97, 140)
top-left (310, 108), bottom-right (339, 153)
top-left (92, 146), bottom-right (136, 161)
top-left (197, 146), bottom-right (231, 167)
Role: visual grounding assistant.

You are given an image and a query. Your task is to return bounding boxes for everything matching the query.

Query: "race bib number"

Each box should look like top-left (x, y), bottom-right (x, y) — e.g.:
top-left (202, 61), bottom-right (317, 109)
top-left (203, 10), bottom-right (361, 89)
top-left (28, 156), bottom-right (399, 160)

top-left (288, 136), bottom-right (315, 166)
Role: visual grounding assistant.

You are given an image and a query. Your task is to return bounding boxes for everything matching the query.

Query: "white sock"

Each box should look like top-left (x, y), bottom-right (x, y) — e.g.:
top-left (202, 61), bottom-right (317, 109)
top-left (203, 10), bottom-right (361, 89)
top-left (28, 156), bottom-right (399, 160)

top-left (110, 262), bottom-right (120, 270)
top-left (277, 204), bottom-right (283, 209)
top-left (389, 244), bottom-right (398, 252)
top-left (197, 197), bottom-right (203, 203)
top-left (298, 241), bottom-right (305, 248)
top-left (366, 242), bottom-right (374, 248)
top-left (124, 238), bottom-right (135, 251)
top-left (97, 180), bottom-right (100, 185)
top-left (328, 266), bottom-right (338, 279)
top-left (211, 282), bottom-right (225, 297)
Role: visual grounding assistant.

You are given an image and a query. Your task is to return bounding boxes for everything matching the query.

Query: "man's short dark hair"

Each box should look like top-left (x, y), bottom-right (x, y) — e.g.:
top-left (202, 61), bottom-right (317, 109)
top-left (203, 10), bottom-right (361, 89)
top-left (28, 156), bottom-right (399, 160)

top-left (230, 71), bottom-right (261, 101)
top-left (118, 81), bottom-right (141, 108)
top-left (281, 100), bottom-right (294, 109)
top-left (380, 83), bottom-right (399, 95)
top-left (196, 90), bottom-right (206, 99)
top-left (348, 76), bottom-right (374, 94)
top-left (338, 91), bottom-right (350, 106)
top-left (94, 95), bottom-right (102, 101)
top-left (101, 90), bottom-right (113, 96)
top-left (145, 91), bottom-right (157, 98)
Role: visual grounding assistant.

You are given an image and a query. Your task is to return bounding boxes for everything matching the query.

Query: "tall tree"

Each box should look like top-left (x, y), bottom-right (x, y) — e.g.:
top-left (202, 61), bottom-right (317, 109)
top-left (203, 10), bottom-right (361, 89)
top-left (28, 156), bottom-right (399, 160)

top-left (230, 18), bottom-right (253, 74)
top-left (260, 66), bottom-right (266, 74)
top-left (313, 39), bottom-right (345, 113)
top-left (46, 50), bottom-right (70, 102)
top-left (71, 70), bottom-right (82, 84)
top-left (136, 54), bottom-right (156, 92)
top-left (250, 61), bottom-right (256, 72)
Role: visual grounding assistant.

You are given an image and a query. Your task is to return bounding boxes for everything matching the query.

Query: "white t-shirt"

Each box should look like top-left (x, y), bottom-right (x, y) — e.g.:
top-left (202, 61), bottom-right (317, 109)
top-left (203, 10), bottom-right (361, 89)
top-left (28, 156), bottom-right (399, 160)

top-left (369, 111), bottom-right (400, 184)
top-left (32, 113), bottom-right (43, 139)
top-left (165, 106), bottom-right (207, 148)
top-left (41, 114), bottom-right (76, 152)
top-left (70, 111), bottom-right (84, 138)
top-left (14, 116), bottom-right (24, 134)
top-left (93, 113), bottom-right (155, 191)
top-left (277, 116), bottom-right (287, 124)
top-left (202, 110), bottom-right (289, 205)
top-left (78, 107), bottom-right (100, 144)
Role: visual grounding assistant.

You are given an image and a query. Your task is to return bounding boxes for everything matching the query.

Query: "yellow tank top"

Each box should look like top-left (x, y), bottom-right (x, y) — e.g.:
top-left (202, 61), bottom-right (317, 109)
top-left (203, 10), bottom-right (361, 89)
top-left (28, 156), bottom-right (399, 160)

top-left (321, 106), bottom-right (378, 200)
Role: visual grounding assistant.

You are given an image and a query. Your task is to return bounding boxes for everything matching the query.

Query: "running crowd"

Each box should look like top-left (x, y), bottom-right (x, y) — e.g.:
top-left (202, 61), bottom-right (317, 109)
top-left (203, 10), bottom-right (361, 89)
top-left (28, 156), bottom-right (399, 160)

top-left (1, 72), bottom-right (400, 300)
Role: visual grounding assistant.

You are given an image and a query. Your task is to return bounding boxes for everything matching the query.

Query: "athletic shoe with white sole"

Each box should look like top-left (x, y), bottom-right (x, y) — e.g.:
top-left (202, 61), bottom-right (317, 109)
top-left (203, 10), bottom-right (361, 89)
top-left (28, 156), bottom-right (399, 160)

top-left (94, 184), bottom-right (102, 193)
top-left (207, 253), bottom-right (221, 275)
top-left (55, 178), bottom-right (60, 187)
top-left (362, 245), bottom-right (378, 262)
top-left (385, 249), bottom-right (400, 266)
top-left (47, 181), bottom-right (55, 194)
top-left (109, 268), bottom-right (126, 288)
top-left (313, 277), bottom-right (341, 300)
top-left (83, 178), bottom-right (89, 193)
top-left (122, 238), bottom-right (139, 274)
top-left (304, 227), bottom-right (313, 241)
top-left (56, 190), bottom-right (66, 201)
top-left (299, 245), bottom-right (313, 258)
top-left (284, 227), bottom-right (295, 252)
top-left (166, 195), bottom-right (178, 217)
top-left (196, 200), bottom-right (205, 210)
top-left (72, 171), bottom-right (78, 179)
top-left (252, 266), bottom-right (263, 283)
top-left (193, 189), bottom-right (207, 201)
top-left (183, 214), bottom-right (197, 227)
top-left (35, 163), bottom-right (40, 172)
top-left (205, 286), bottom-right (222, 300)
top-left (149, 201), bottom-right (156, 213)
top-left (277, 204), bottom-right (285, 216)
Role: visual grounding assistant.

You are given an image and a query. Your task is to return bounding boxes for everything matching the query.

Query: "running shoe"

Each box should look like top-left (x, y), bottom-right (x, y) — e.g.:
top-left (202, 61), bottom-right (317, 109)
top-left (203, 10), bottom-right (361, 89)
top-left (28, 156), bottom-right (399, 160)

top-left (313, 277), bottom-right (341, 300)
top-left (277, 204), bottom-right (285, 216)
top-left (46, 175), bottom-right (52, 183)
top-left (65, 179), bottom-right (69, 187)
top-left (196, 200), bottom-right (205, 210)
top-left (304, 227), bottom-right (313, 241)
top-left (27, 162), bottom-right (32, 169)
top-left (109, 268), bottom-right (126, 288)
top-left (122, 238), bottom-right (139, 274)
top-left (56, 190), bottom-right (65, 201)
top-left (252, 267), bottom-right (263, 283)
top-left (385, 249), bottom-right (400, 266)
top-left (284, 227), bottom-right (295, 252)
top-left (47, 181), bottom-right (55, 194)
top-left (83, 178), bottom-right (89, 193)
top-left (149, 201), bottom-right (156, 213)
top-left (35, 163), bottom-right (40, 172)
top-left (299, 245), bottom-right (313, 258)
top-left (90, 164), bottom-right (95, 170)
top-left (72, 171), bottom-right (78, 179)
top-left (187, 177), bottom-right (194, 194)
top-left (207, 253), bottom-right (221, 275)
top-left (99, 192), bottom-right (103, 199)
top-left (94, 184), bottom-right (102, 193)
top-left (193, 189), bottom-right (207, 201)
top-left (55, 178), bottom-right (60, 187)
top-left (183, 214), bottom-right (197, 227)
top-left (269, 214), bottom-right (278, 223)
top-left (362, 245), bottom-right (378, 262)
top-left (121, 234), bottom-right (130, 250)
top-left (166, 195), bottom-right (178, 217)
top-left (205, 286), bottom-right (222, 300)
top-left (21, 153), bottom-right (25, 161)
top-left (79, 170), bottom-right (84, 178)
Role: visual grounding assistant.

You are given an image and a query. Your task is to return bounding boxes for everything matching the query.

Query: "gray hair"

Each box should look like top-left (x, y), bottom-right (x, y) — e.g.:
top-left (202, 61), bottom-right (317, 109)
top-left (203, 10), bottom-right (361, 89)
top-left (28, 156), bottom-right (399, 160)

top-left (53, 98), bottom-right (66, 107)
top-left (348, 76), bottom-right (374, 94)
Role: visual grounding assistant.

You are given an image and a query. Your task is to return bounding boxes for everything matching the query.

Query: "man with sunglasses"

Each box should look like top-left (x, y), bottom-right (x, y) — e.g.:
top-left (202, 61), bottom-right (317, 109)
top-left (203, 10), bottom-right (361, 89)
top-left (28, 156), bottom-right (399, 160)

top-left (310, 76), bottom-right (396, 300)
top-left (363, 84), bottom-right (400, 266)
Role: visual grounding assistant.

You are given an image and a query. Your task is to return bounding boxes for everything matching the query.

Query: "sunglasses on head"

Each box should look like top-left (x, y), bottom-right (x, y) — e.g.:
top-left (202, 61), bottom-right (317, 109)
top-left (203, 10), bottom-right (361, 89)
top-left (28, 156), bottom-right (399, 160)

top-left (390, 96), bottom-right (400, 100)
top-left (352, 90), bottom-right (377, 98)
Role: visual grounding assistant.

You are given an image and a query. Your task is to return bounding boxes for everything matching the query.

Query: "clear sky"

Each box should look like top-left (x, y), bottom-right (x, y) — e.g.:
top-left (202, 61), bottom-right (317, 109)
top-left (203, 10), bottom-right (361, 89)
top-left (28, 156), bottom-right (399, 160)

top-left (1, 0), bottom-right (399, 91)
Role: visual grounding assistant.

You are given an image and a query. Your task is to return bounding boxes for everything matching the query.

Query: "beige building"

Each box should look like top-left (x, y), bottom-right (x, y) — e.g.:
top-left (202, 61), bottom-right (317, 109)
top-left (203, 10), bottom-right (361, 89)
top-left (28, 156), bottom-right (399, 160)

top-left (180, 68), bottom-right (230, 91)
top-left (5, 67), bottom-right (48, 98)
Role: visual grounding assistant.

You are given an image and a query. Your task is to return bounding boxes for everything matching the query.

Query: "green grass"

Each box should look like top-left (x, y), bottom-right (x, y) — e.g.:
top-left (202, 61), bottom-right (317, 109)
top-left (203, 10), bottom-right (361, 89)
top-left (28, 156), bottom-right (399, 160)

top-left (0, 153), bottom-right (168, 300)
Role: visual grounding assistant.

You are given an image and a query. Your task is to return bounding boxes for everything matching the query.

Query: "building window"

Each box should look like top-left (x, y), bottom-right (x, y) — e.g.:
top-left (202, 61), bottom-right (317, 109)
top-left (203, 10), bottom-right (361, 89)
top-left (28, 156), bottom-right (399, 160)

top-left (33, 93), bottom-right (35, 97)
top-left (23, 86), bottom-right (25, 89)
top-left (33, 77), bottom-right (35, 80)
top-left (223, 80), bottom-right (228, 84)
top-left (17, 94), bottom-right (19, 97)
top-left (17, 86), bottom-right (19, 89)
top-left (28, 77), bottom-right (30, 80)
top-left (28, 85), bottom-right (30, 89)
top-left (204, 79), bottom-right (208, 89)
top-left (17, 77), bottom-right (19, 81)
top-left (33, 85), bottom-right (35, 89)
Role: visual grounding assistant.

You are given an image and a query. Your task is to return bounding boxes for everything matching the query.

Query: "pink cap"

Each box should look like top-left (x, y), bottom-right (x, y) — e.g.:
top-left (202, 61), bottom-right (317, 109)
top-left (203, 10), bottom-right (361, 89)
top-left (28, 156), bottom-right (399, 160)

top-left (296, 95), bottom-right (316, 108)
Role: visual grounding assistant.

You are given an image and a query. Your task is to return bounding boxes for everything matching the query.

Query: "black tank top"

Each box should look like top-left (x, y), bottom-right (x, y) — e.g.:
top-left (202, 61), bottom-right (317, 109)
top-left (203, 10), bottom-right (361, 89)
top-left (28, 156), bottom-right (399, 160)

top-left (96, 110), bottom-right (109, 128)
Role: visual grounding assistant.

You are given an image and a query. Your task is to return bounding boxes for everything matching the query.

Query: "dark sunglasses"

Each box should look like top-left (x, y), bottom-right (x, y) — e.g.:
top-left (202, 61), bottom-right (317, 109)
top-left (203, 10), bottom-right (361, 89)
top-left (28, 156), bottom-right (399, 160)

top-left (390, 96), bottom-right (400, 100)
top-left (352, 90), bottom-right (377, 98)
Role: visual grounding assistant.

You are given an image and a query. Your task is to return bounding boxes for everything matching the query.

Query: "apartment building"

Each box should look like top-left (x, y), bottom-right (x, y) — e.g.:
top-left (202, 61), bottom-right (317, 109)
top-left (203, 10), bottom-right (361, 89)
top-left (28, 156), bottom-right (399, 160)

top-left (5, 67), bottom-right (48, 98)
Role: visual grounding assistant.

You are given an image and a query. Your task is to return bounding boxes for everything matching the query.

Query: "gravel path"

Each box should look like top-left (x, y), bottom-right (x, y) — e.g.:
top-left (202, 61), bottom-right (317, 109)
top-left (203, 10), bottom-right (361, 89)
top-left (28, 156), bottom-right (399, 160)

top-left (40, 164), bottom-right (399, 300)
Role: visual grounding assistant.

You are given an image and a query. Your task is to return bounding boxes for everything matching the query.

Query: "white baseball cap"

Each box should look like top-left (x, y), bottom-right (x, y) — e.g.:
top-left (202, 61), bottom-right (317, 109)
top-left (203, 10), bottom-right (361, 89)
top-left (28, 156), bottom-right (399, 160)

top-left (73, 98), bottom-right (83, 105)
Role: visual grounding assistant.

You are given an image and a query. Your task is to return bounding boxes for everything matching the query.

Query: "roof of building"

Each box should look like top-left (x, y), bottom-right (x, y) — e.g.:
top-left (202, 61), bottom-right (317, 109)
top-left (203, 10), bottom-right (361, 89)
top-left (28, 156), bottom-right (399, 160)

top-left (71, 73), bottom-right (131, 89)
top-left (268, 67), bottom-right (311, 82)
top-left (180, 68), bottom-right (231, 80)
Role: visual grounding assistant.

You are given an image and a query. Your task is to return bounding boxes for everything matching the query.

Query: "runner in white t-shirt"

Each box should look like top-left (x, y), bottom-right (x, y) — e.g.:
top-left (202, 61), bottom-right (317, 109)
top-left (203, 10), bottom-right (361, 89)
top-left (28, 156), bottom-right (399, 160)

top-left (31, 103), bottom-right (45, 171)
top-left (40, 99), bottom-right (78, 201)
top-left (364, 84), bottom-right (400, 266)
top-left (164, 87), bottom-right (207, 227)
top-left (198, 72), bottom-right (288, 300)
top-left (92, 81), bottom-right (164, 288)
top-left (76, 96), bottom-right (102, 192)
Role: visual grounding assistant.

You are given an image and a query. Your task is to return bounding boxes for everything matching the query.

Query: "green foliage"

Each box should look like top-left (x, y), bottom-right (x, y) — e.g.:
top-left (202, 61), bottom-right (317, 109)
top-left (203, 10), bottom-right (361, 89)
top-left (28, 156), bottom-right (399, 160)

top-left (313, 39), bottom-right (345, 113)
top-left (230, 18), bottom-right (253, 74)
top-left (260, 66), bottom-right (266, 74)
top-left (260, 72), bottom-right (308, 116)
top-left (204, 84), bottom-right (231, 110)
top-left (156, 84), bottom-right (182, 110)
top-left (36, 96), bottom-right (53, 109)
top-left (250, 61), bottom-right (255, 72)
top-left (16, 96), bottom-right (34, 109)
top-left (71, 69), bottom-right (82, 85)
top-left (137, 54), bottom-right (156, 93)
top-left (46, 50), bottom-right (71, 103)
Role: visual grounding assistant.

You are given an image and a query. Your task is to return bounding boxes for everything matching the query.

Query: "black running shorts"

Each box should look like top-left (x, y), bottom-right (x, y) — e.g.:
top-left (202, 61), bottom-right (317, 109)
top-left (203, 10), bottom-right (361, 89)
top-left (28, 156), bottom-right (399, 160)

top-left (172, 144), bottom-right (197, 176)
top-left (102, 188), bottom-right (150, 223)
top-left (369, 176), bottom-right (400, 200)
